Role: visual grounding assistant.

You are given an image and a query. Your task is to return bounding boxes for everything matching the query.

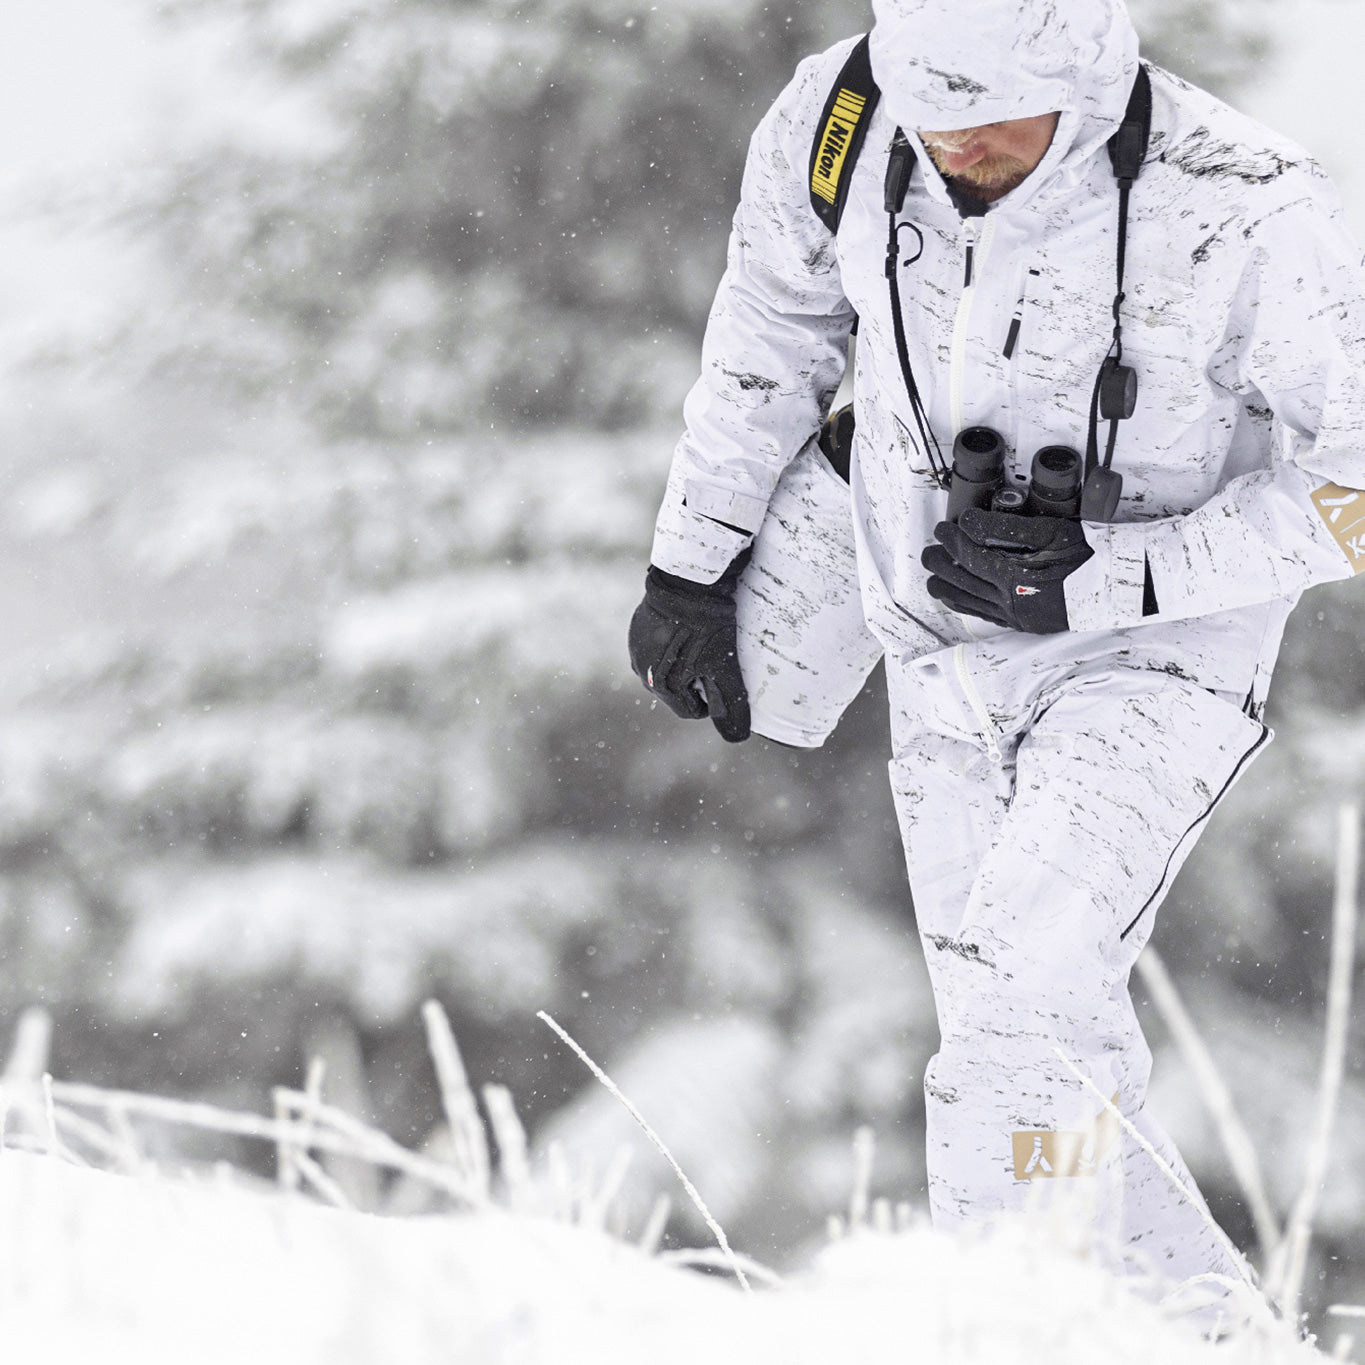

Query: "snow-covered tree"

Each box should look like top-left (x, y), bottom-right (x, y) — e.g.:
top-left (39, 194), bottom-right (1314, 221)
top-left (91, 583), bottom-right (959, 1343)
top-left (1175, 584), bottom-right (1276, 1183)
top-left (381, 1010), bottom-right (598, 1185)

top-left (117, 0), bottom-right (1270, 435)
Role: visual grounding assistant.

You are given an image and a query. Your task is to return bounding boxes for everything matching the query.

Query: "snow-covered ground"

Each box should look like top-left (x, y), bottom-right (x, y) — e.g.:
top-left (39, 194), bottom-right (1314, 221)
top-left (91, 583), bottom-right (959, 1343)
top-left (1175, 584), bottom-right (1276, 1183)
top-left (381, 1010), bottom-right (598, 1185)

top-left (0, 1145), bottom-right (1330, 1365)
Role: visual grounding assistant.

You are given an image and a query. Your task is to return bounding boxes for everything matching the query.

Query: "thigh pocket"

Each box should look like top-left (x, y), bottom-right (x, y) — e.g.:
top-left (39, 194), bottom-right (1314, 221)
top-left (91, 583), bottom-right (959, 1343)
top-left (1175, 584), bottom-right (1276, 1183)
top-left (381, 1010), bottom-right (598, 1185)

top-left (1114, 691), bottom-right (1271, 945)
top-left (735, 438), bottom-right (883, 749)
top-left (998, 679), bottom-right (1271, 966)
top-left (888, 741), bottom-right (1013, 941)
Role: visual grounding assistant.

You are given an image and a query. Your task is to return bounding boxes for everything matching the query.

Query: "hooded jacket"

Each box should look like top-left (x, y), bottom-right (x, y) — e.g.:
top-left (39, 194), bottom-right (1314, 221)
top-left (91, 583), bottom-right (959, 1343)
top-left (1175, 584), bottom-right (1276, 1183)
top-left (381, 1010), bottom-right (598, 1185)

top-left (649, 0), bottom-right (1365, 720)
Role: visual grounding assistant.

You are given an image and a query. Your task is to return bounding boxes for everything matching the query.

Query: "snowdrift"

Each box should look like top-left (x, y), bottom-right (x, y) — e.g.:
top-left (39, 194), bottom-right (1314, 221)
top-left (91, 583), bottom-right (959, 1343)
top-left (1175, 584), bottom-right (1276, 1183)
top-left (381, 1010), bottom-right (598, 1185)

top-left (0, 1148), bottom-right (1326, 1365)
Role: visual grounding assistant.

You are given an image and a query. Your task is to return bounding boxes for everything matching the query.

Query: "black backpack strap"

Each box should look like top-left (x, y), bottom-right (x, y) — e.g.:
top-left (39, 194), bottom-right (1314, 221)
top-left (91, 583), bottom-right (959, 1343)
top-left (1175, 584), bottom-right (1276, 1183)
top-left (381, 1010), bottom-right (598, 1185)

top-left (1107, 63), bottom-right (1152, 185)
top-left (809, 35), bottom-right (881, 233)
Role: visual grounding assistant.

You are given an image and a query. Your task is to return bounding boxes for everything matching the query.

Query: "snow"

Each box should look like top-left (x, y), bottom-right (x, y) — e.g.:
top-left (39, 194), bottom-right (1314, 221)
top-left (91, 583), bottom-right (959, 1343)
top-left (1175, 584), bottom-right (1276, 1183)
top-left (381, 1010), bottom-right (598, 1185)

top-left (0, 1147), bottom-right (1329, 1364)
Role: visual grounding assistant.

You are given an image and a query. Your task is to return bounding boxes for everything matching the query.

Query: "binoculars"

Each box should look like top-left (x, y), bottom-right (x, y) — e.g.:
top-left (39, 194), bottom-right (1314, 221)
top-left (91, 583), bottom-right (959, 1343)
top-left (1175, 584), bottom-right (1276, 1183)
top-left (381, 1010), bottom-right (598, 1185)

top-left (946, 426), bottom-right (1084, 523)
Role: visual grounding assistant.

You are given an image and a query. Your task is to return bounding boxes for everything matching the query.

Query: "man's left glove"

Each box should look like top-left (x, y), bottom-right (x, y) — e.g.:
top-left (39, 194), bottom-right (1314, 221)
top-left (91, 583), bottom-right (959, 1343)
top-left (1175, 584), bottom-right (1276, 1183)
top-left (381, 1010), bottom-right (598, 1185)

top-left (921, 508), bottom-right (1094, 633)
top-left (628, 552), bottom-right (751, 742)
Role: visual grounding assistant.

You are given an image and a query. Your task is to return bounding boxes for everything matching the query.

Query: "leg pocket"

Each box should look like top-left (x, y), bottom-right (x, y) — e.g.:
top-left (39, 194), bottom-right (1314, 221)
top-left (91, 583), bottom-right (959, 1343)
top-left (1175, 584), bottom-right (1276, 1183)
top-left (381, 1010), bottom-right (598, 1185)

top-left (735, 437), bottom-right (882, 748)
top-left (888, 737), bottom-right (1014, 945)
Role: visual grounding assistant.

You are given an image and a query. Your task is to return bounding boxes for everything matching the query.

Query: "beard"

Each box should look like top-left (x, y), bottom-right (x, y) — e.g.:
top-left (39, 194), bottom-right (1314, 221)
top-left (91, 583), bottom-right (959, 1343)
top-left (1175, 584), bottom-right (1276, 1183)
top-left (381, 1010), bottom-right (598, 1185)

top-left (924, 145), bottom-right (1033, 199)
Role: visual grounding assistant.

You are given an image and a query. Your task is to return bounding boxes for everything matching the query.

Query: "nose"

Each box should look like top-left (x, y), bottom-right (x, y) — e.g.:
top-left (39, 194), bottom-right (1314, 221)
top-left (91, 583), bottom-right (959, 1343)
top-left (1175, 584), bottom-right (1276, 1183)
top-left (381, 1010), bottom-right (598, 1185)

top-left (933, 138), bottom-right (986, 174)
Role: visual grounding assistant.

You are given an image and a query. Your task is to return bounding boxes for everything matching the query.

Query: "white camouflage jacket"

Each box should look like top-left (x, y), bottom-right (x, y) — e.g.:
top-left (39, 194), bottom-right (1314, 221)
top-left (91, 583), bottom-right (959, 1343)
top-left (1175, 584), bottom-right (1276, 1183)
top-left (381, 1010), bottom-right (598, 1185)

top-left (649, 0), bottom-right (1365, 713)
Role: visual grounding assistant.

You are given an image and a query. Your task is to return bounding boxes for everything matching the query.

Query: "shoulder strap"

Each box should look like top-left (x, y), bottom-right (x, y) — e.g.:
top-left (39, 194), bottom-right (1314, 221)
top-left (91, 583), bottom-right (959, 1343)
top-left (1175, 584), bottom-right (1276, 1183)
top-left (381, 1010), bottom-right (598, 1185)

top-left (1083, 64), bottom-right (1155, 493)
top-left (809, 35), bottom-right (881, 233)
top-left (1107, 63), bottom-right (1152, 185)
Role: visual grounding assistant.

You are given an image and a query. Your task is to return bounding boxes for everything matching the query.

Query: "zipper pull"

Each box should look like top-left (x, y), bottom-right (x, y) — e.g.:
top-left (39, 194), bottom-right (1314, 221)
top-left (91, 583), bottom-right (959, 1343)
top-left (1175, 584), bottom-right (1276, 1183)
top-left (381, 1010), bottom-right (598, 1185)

top-left (1003, 314), bottom-right (1021, 359)
top-left (1003, 269), bottom-right (1040, 359)
top-left (951, 644), bottom-right (1004, 764)
top-left (961, 221), bottom-right (982, 289)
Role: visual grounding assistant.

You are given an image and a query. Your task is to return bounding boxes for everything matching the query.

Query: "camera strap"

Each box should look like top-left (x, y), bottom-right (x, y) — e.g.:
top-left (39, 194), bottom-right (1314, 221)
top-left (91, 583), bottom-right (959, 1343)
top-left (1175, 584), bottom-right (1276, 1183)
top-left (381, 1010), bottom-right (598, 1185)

top-left (809, 47), bottom-right (1154, 515)
top-left (1084, 64), bottom-right (1152, 486)
top-left (809, 36), bottom-right (881, 233)
top-left (884, 132), bottom-right (949, 484)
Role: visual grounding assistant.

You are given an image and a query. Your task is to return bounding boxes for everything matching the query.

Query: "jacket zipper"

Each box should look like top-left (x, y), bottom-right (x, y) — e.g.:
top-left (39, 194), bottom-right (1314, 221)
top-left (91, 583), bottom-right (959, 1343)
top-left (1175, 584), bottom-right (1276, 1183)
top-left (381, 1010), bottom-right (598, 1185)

top-left (949, 215), bottom-right (1001, 644)
top-left (949, 214), bottom-right (997, 437)
top-left (952, 643), bottom-right (1004, 762)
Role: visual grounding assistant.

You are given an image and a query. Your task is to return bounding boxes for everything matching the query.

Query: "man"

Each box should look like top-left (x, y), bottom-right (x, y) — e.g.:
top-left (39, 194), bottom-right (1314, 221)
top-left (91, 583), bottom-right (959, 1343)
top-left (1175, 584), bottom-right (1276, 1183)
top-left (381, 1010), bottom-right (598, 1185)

top-left (628, 0), bottom-right (1365, 1295)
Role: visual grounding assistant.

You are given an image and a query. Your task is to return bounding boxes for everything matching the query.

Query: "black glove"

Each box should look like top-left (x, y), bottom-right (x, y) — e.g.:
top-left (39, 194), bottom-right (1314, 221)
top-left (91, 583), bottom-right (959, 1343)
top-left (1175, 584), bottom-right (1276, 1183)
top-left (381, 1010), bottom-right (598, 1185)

top-left (921, 508), bottom-right (1093, 634)
top-left (627, 552), bottom-right (751, 742)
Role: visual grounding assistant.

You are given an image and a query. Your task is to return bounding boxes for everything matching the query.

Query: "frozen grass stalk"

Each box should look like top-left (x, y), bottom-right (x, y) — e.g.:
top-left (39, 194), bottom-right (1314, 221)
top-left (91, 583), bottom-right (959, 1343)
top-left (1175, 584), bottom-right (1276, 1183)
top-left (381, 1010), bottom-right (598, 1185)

top-left (849, 1126), bottom-right (875, 1231)
top-left (278, 1059), bottom-right (336, 1202)
top-left (638, 1194), bottom-right (672, 1255)
top-left (1052, 1046), bottom-right (1258, 1294)
top-left (1136, 947), bottom-right (1280, 1261)
top-left (537, 1009), bottom-right (753, 1293)
top-left (482, 1084), bottom-right (532, 1209)
top-left (48, 1080), bottom-right (483, 1204)
top-left (545, 1137), bottom-right (573, 1220)
top-left (50, 1109), bottom-right (126, 1165)
top-left (274, 1087), bottom-right (486, 1205)
top-left (1269, 802), bottom-right (1360, 1318)
top-left (580, 1146), bottom-right (633, 1231)
top-left (871, 1197), bottom-right (893, 1234)
top-left (421, 999), bottom-right (490, 1199)
top-left (659, 1248), bottom-right (783, 1288)
top-left (2, 1008), bottom-right (52, 1082)
top-left (41, 1075), bottom-right (82, 1166)
top-left (302, 1057), bottom-right (326, 1148)
top-left (275, 1089), bottom-right (300, 1193)
top-left (293, 1151), bottom-right (354, 1210)
top-left (108, 1102), bottom-right (143, 1175)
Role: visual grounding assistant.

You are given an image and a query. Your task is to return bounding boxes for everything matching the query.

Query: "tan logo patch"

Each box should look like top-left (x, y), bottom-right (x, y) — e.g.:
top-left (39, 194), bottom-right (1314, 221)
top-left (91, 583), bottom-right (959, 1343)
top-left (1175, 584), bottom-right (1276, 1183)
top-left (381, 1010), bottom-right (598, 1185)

top-left (1311, 482), bottom-right (1365, 573)
top-left (1012, 1098), bottom-right (1121, 1180)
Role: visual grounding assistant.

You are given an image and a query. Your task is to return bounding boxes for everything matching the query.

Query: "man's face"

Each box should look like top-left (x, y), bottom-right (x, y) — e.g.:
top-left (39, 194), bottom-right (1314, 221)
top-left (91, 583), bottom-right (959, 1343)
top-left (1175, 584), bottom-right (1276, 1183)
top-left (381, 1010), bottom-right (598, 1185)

top-left (917, 112), bottom-right (1060, 201)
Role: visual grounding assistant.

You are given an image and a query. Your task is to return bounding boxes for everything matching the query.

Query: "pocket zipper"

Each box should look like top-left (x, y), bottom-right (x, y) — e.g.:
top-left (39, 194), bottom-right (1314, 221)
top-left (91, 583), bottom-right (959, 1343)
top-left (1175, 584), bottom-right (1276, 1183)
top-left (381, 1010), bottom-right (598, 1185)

top-left (1002, 268), bottom-right (1041, 360)
top-left (953, 643), bottom-right (1004, 763)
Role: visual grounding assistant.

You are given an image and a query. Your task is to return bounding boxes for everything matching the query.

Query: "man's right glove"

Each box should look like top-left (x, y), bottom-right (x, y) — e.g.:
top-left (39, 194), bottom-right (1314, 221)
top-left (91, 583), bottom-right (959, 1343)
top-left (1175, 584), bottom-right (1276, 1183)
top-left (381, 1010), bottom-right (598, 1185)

top-left (627, 553), bottom-right (751, 743)
top-left (922, 507), bottom-right (1093, 633)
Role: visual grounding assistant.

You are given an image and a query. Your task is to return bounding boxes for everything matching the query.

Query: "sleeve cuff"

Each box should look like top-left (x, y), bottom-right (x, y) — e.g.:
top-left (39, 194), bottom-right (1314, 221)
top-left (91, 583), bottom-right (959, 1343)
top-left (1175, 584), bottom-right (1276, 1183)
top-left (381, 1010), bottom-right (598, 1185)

top-left (1063, 521), bottom-right (1150, 631)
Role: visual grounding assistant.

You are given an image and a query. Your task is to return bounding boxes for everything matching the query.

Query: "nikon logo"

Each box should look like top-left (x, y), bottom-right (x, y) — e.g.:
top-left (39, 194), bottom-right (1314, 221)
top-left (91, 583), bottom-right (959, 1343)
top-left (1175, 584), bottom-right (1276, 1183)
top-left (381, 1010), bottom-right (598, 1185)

top-left (811, 88), bottom-right (867, 206)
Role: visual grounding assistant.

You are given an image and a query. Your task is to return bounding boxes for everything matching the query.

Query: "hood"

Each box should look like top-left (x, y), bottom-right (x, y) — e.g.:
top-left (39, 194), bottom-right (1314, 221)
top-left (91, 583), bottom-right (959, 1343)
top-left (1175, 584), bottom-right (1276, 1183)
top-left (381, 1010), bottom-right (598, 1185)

top-left (869, 0), bottom-right (1139, 181)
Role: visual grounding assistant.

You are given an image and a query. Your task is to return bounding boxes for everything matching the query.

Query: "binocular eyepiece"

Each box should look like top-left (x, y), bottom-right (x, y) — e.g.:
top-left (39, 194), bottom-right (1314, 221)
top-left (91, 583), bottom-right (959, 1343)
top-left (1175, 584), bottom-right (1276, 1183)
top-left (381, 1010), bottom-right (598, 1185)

top-left (945, 426), bottom-right (1084, 523)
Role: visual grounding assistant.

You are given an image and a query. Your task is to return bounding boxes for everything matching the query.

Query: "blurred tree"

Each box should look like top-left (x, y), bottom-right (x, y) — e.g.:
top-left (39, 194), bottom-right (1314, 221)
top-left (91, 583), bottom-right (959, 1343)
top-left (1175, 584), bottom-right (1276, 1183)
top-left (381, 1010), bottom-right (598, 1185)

top-left (132, 0), bottom-right (871, 434)
top-left (1128, 0), bottom-right (1271, 97)
top-left (124, 0), bottom-right (1268, 437)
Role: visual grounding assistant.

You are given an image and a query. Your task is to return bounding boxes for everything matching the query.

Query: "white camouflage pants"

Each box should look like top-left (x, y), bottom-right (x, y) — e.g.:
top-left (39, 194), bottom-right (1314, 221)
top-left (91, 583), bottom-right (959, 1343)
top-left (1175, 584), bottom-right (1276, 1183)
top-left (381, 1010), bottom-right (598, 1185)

top-left (886, 649), bottom-right (1268, 1286)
